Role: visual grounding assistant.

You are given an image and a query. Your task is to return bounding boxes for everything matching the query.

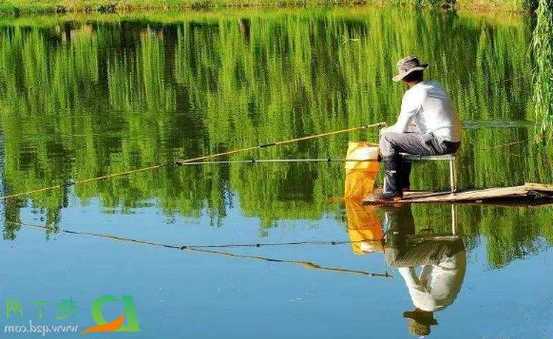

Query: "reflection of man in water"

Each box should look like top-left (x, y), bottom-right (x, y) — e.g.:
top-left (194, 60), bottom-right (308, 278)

top-left (383, 206), bottom-right (466, 337)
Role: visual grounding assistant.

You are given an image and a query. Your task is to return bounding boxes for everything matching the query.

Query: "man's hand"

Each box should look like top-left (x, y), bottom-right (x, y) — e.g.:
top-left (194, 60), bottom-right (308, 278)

top-left (380, 126), bottom-right (392, 135)
top-left (405, 121), bottom-right (418, 133)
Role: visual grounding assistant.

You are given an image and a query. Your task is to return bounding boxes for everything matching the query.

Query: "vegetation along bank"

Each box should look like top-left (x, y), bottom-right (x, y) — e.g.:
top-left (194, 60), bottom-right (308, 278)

top-left (0, 0), bottom-right (544, 15)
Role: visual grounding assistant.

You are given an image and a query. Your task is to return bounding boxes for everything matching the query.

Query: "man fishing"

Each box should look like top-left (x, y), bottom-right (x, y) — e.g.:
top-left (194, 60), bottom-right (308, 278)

top-left (376, 56), bottom-right (462, 200)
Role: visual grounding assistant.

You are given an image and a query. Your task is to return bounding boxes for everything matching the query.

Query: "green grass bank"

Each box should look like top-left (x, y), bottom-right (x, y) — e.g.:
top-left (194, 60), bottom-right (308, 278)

top-left (0, 0), bottom-right (540, 15)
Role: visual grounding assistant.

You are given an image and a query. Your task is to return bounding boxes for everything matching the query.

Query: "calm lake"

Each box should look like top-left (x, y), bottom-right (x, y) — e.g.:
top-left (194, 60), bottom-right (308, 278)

top-left (0, 7), bottom-right (552, 338)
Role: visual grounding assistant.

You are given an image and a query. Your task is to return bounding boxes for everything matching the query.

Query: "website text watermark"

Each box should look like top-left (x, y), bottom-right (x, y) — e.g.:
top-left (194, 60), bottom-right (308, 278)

top-left (4, 321), bottom-right (79, 336)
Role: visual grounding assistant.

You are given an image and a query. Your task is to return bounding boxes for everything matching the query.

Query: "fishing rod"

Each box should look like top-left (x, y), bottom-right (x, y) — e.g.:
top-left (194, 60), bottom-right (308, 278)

top-left (0, 122), bottom-right (385, 201)
top-left (7, 220), bottom-right (391, 278)
top-left (175, 122), bottom-right (385, 165)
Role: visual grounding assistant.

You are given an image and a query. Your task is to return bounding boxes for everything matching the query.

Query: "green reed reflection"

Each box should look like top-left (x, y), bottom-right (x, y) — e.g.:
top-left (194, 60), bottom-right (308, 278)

top-left (0, 9), bottom-right (552, 266)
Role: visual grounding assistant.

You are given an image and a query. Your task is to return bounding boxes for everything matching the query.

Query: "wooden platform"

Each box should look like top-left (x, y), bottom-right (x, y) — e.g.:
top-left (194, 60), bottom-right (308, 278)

top-left (363, 183), bottom-right (553, 206)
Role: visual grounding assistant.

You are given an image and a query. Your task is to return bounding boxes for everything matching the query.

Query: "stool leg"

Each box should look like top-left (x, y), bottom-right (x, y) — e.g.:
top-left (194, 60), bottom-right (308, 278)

top-left (449, 159), bottom-right (455, 193)
top-left (452, 159), bottom-right (459, 193)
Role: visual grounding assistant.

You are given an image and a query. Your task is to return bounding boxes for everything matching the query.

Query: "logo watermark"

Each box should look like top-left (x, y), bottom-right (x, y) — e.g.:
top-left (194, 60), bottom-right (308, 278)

top-left (1, 295), bottom-right (140, 336)
top-left (83, 295), bottom-right (140, 334)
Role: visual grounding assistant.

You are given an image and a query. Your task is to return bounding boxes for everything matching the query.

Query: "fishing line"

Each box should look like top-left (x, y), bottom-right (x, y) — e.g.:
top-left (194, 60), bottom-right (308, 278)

top-left (180, 239), bottom-right (384, 248)
top-left (0, 122), bottom-right (386, 201)
top-left (480, 135), bottom-right (541, 152)
top-left (6, 220), bottom-right (392, 278)
top-left (486, 139), bottom-right (532, 150)
top-left (177, 158), bottom-right (378, 166)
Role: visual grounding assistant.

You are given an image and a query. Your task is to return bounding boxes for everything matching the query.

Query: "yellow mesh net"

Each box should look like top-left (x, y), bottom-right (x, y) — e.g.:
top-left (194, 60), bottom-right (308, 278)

top-left (344, 142), bottom-right (380, 199)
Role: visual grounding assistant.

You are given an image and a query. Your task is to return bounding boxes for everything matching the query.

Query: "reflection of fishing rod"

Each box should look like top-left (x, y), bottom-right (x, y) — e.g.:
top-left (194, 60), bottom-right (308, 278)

top-left (0, 122), bottom-right (385, 201)
top-left (7, 220), bottom-right (391, 278)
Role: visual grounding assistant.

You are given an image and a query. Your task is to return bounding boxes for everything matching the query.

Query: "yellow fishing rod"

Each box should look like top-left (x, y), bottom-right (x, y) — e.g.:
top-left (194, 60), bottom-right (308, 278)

top-left (175, 122), bottom-right (385, 165)
top-left (0, 122), bottom-right (385, 200)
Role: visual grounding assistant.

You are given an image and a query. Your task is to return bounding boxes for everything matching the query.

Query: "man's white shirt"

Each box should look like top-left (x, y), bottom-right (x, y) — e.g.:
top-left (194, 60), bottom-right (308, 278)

top-left (398, 251), bottom-right (466, 312)
top-left (382, 80), bottom-right (462, 142)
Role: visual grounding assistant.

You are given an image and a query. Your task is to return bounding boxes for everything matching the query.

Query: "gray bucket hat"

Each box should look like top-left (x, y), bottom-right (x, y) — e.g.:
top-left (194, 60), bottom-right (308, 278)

top-left (393, 56), bottom-right (429, 82)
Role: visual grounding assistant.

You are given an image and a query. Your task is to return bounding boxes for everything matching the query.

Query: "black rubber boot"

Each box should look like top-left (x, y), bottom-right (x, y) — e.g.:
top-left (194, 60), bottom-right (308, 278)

top-left (381, 156), bottom-right (403, 200)
top-left (398, 160), bottom-right (412, 191)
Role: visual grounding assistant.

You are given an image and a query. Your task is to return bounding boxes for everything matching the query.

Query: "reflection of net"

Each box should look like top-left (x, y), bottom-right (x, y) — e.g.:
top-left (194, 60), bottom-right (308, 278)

top-left (344, 142), bottom-right (379, 199)
top-left (345, 200), bottom-right (384, 255)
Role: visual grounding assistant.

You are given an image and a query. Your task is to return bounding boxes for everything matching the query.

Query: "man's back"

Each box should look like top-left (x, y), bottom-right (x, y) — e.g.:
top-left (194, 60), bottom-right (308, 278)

top-left (404, 80), bottom-right (461, 142)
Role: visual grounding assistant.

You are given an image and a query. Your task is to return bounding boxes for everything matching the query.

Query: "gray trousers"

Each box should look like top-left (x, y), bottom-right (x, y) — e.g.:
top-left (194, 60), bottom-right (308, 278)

top-left (379, 132), bottom-right (460, 190)
top-left (379, 132), bottom-right (460, 158)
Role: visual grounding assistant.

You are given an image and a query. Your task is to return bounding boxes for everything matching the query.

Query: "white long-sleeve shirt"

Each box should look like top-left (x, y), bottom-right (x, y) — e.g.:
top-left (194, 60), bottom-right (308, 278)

top-left (398, 251), bottom-right (466, 312)
top-left (383, 80), bottom-right (462, 142)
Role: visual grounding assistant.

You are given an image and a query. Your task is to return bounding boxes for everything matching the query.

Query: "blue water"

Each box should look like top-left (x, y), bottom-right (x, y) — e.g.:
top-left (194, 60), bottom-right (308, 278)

top-left (2, 187), bottom-right (552, 338)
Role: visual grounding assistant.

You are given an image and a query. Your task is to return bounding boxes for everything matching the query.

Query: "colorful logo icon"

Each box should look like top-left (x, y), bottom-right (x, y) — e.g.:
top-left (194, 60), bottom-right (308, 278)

top-left (82, 295), bottom-right (140, 335)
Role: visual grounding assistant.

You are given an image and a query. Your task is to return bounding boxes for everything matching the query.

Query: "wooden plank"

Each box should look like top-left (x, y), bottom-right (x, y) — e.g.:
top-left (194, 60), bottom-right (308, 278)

top-left (523, 182), bottom-right (553, 192)
top-left (362, 183), bottom-right (553, 205)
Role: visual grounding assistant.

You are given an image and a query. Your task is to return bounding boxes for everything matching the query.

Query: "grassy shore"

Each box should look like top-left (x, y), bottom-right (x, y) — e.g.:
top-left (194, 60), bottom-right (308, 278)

top-left (3, 0), bottom-right (367, 15)
top-left (0, 0), bottom-right (537, 15)
top-left (0, 6), bottom-right (526, 29)
top-left (457, 0), bottom-right (536, 12)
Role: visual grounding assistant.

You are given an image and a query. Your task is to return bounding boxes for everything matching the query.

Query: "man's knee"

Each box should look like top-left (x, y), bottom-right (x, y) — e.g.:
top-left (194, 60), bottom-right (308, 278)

top-left (379, 132), bottom-right (400, 157)
top-left (379, 132), bottom-right (394, 146)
